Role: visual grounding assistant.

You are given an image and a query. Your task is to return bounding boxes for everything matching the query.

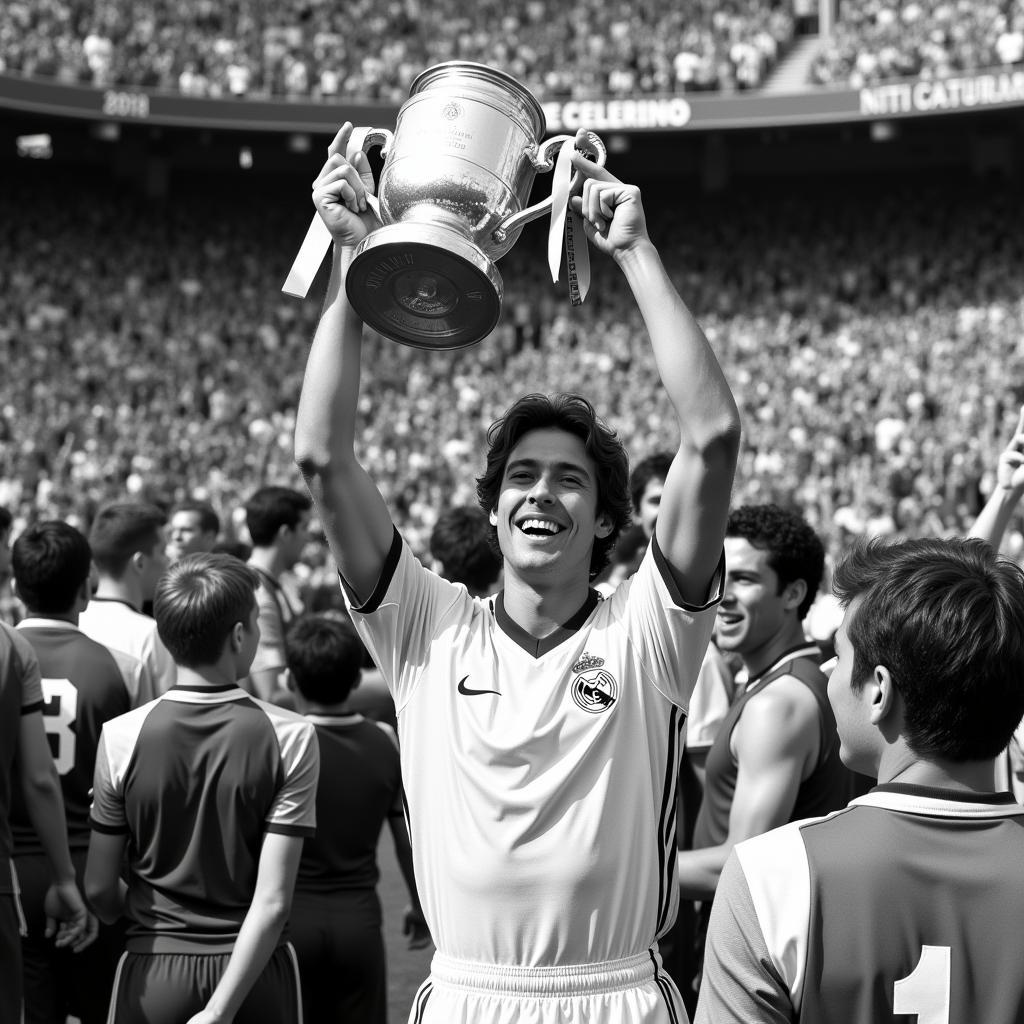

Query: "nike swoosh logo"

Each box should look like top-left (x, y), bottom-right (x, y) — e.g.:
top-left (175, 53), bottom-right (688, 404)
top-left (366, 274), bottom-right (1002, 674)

top-left (457, 675), bottom-right (501, 697)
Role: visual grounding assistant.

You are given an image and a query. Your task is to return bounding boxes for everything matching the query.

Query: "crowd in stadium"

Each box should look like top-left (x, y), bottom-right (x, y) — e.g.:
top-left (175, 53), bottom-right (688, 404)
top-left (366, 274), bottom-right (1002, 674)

top-left (1, 0), bottom-right (794, 99)
top-left (2, 164), bottom-right (1023, 601)
top-left (811, 0), bottom-right (1024, 86)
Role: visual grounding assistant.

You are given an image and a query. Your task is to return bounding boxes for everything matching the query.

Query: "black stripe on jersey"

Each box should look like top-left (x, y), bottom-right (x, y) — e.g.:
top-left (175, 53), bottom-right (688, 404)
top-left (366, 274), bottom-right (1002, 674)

top-left (20, 700), bottom-right (44, 716)
top-left (655, 705), bottom-right (684, 937)
top-left (648, 949), bottom-right (681, 1024)
top-left (343, 528), bottom-right (403, 614)
top-left (411, 979), bottom-right (433, 1023)
top-left (264, 822), bottom-right (317, 838)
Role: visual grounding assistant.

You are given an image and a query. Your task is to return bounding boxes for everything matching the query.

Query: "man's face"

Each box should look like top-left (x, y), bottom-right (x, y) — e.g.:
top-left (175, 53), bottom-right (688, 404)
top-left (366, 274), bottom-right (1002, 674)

top-left (636, 477), bottom-right (663, 540)
top-left (716, 536), bottom-right (791, 664)
top-left (166, 511), bottom-right (216, 563)
top-left (489, 427), bottom-right (610, 584)
top-left (826, 597), bottom-right (880, 775)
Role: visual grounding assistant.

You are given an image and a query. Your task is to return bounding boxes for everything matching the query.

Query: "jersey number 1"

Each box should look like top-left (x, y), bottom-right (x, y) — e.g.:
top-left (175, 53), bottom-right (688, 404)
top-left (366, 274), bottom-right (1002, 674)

top-left (893, 945), bottom-right (950, 1024)
top-left (41, 678), bottom-right (78, 776)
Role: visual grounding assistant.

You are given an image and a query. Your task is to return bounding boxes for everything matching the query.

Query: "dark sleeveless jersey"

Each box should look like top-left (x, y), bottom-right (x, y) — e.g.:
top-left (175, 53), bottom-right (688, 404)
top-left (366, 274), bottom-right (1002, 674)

top-left (692, 646), bottom-right (853, 852)
top-left (295, 713), bottom-right (403, 894)
top-left (697, 785), bottom-right (1024, 1023)
top-left (11, 620), bottom-right (134, 854)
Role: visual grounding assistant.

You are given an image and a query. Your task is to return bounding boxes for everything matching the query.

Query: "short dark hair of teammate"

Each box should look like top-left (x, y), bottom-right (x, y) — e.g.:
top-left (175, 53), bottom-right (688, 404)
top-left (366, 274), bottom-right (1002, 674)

top-left (285, 614), bottom-right (364, 706)
top-left (629, 452), bottom-right (673, 516)
top-left (429, 505), bottom-right (502, 595)
top-left (726, 505), bottom-right (825, 620)
top-left (833, 536), bottom-right (1024, 762)
top-left (154, 554), bottom-right (260, 669)
top-left (12, 521), bottom-right (92, 616)
top-left (89, 503), bottom-right (167, 578)
top-left (476, 393), bottom-right (631, 579)
top-left (244, 487), bottom-right (312, 548)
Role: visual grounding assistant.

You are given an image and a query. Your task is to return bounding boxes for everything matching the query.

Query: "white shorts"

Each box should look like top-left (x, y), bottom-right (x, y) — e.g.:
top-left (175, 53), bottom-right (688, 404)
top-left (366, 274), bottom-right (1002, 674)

top-left (407, 950), bottom-right (688, 1024)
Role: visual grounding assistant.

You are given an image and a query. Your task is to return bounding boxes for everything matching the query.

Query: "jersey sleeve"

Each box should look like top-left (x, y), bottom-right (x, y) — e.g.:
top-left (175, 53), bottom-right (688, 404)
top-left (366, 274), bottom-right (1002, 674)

top-left (610, 536), bottom-right (723, 708)
top-left (107, 647), bottom-right (147, 708)
top-left (89, 725), bottom-right (127, 834)
top-left (265, 717), bottom-right (319, 838)
top-left (343, 530), bottom-right (468, 710)
top-left (8, 626), bottom-right (44, 712)
top-left (695, 852), bottom-right (797, 1024)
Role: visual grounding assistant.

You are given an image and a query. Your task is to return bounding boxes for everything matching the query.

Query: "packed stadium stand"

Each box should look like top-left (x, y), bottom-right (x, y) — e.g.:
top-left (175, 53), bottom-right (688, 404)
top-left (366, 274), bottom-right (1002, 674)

top-left (0, 0), bottom-right (795, 98)
top-left (2, 158), bottom-right (1022, 582)
top-left (811, 0), bottom-right (1024, 86)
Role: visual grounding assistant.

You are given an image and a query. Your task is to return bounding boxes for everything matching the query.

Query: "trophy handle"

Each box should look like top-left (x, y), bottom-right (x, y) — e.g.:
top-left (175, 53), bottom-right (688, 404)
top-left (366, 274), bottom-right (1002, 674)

top-left (347, 127), bottom-right (395, 222)
top-left (491, 132), bottom-right (607, 244)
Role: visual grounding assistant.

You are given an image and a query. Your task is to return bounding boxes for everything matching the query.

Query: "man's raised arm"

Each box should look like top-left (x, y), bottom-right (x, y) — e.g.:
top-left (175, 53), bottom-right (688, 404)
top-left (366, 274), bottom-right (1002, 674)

top-left (294, 123), bottom-right (396, 603)
top-left (571, 149), bottom-right (741, 604)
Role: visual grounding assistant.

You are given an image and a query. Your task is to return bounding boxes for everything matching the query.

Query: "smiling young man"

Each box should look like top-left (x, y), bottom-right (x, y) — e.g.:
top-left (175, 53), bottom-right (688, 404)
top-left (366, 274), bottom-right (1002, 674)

top-left (293, 124), bottom-right (741, 1023)
top-left (696, 537), bottom-right (1024, 1023)
top-left (678, 505), bottom-right (854, 998)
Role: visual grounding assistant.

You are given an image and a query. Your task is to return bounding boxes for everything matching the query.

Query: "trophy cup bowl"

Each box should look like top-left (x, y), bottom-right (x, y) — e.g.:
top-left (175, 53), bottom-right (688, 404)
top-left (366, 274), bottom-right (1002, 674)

top-left (345, 62), bottom-right (605, 350)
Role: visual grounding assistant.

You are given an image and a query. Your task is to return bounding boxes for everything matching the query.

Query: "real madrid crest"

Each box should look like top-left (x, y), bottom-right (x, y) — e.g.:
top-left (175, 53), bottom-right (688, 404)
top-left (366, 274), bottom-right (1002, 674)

top-left (571, 653), bottom-right (618, 714)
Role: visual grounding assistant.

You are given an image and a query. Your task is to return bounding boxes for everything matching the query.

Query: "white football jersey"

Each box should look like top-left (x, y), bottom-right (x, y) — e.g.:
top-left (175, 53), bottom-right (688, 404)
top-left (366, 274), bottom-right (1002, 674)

top-left (346, 531), bottom-right (721, 967)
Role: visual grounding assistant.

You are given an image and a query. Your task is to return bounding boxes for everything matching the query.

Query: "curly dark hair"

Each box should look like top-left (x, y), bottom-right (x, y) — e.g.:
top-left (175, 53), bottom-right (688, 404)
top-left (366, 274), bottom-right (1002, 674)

top-left (476, 394), bottom-right (632, 580)
top-left (726, 504), bottom-right (824, 619)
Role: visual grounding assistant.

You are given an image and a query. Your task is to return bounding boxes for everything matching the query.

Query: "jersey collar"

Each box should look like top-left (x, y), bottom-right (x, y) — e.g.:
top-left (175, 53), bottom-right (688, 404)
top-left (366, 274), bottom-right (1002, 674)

top-left (494, 589), bottom-right (601, 658)
top-left (18, 617), bottom-right (82, 632)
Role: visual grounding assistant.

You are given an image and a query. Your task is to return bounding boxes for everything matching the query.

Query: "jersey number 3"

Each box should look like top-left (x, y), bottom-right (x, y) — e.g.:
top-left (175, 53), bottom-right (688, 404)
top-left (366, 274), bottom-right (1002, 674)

top-left (41, 678), bottom-right (78, 776)
top-left (893, 945), bottom-right (951, 1024)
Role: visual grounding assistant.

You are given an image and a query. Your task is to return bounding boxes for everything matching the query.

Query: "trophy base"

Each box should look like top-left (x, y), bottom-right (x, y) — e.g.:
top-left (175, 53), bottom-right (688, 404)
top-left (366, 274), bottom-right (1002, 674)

top-left (346, 224), bottom-right (503, 350)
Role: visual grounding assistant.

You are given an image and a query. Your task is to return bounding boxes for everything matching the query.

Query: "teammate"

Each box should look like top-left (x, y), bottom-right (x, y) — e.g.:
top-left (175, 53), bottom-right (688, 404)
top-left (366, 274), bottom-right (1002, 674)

top-left (85, 553), bottom-right (319, 1024)
top-left (1, 620), bottom-right (96, 1024)
top-left (696, 536), bottom-right (1024, 1023)
top-left (285, 613), bottom-right (429, 1023)
top-left (428, 504), bottom-right (503, 598)
top-left (10, 522), bottom-right (144, 1023)
top-left (678, 505), bottom-right (854, 997)
top-left (243, 486), bottom-right (312, 701)
top-left (166, 501), bottom-right (221, 563)
top-left (78, 502), bottom-right (175, 702)
top-left (294, 124), bottom-right (740, 1023)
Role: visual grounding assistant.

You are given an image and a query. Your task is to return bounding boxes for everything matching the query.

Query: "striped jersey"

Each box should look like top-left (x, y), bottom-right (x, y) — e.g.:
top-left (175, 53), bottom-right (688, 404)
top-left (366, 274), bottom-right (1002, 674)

top-left (0, 622), bottom-right (43, 895)
top-left (344, 530), bottom-right (721, 967)
top-left (11, 618), bottom-right (141, 855)
top-left (89, 686), bottom-right (319, 952)
top-left (697, 785), bottom-right (1024, 1023)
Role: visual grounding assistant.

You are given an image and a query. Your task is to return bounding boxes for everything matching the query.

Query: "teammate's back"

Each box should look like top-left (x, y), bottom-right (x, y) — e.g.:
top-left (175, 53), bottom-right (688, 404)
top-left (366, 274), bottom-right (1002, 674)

top-left (698, 537), bottom-right (1024, 1024)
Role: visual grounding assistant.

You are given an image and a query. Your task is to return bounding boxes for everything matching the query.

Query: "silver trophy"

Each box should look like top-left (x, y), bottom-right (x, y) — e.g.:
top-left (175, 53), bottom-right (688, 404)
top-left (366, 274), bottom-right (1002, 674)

top-left (342, 62), bottom-right (605, 350)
